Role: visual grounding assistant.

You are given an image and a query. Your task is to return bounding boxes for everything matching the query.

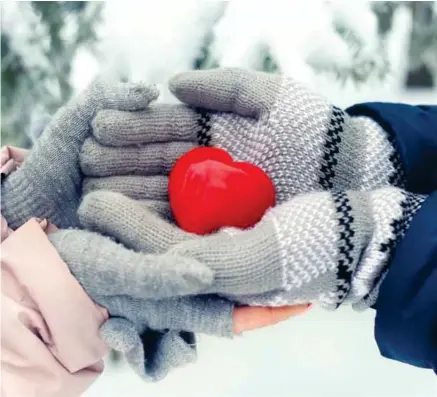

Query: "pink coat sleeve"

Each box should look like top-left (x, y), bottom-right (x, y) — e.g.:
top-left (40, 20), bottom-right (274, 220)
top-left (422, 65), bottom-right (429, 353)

top-left (1, 146), bottom-right (109, 397)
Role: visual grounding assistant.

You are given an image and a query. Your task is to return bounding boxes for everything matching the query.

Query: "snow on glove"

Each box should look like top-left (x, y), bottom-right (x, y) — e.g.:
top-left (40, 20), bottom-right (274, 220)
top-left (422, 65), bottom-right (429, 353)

top-left (79, 188), bottom-right (426, 308)
top-left (82, 68), bottom-right (406, 205)
top-left (1, 80), bottom-right (159, 229)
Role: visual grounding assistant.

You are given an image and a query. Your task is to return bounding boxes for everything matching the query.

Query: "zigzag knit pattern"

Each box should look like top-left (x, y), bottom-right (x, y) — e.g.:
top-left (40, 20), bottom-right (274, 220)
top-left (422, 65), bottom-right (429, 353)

top-left (332, 190), bottom-right (355, 307)
top-left (319, 107), bottom-right (345, 190)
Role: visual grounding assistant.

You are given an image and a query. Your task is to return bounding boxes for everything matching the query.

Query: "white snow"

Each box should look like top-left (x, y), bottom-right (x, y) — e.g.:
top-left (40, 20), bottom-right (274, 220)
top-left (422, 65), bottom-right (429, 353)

top-left (89, 0), bottom-right (225, 102)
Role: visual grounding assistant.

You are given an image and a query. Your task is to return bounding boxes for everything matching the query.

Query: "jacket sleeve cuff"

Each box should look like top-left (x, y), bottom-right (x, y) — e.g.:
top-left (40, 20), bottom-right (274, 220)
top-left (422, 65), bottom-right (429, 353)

top-left (346, 103), bottom-right (437, 194)
top-left (373, 191), bottom-right (437, 373)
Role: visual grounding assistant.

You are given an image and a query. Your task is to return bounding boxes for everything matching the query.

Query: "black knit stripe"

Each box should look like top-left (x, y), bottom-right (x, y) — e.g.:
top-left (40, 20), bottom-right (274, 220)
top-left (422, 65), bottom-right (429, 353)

top-left (318, 107), bottom-right (345, 189)
top-left (195, 108), bottom-right (212, 146)
top-left (332, 191), bottom-right (355, 307)
top-left (362, 192), bottom-right (425, 303)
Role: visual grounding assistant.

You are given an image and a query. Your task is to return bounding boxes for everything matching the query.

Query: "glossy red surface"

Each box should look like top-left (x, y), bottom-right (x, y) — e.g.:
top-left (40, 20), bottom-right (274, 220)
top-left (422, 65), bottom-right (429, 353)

top-left (169, 147), bottom-right (276, 235)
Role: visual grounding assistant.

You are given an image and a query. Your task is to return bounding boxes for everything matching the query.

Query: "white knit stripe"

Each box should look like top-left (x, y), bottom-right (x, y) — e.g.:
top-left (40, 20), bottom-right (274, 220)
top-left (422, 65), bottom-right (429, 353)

top-left (263, 207), bottom-right (290, 292)
top-left (347, 187), bottom-right (405, 302)
top-left (246, 192), bottom-right (339, 306)
top-left (332, 115), bottom-right (400, 191)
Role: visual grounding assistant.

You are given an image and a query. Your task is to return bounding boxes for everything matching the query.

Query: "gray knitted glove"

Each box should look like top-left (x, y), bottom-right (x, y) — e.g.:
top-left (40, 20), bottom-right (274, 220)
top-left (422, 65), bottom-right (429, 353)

top-left (97, 294), bottom-right (233, 381)
top-left (48, 226), bottom-right (234, 380)
top-left (82, 68), bottom-right (405, 206)
top-left (1, 80), bottom-right (159, 229)
top-left (169, 68), bottom-right (406, 201)
top-left (48, 228), bottom-right (213, 300)
top-left (100, 319), bottom-right (197, 381)
top-left (78, 188), bottom-right (425, 308)
top-left (79, 104), bottom-right (198, 201)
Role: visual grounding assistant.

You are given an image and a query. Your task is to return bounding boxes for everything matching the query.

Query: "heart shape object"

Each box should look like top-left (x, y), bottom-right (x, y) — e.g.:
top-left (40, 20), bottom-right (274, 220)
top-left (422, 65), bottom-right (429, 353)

top-left (169, 147), bottom-right (276, 235)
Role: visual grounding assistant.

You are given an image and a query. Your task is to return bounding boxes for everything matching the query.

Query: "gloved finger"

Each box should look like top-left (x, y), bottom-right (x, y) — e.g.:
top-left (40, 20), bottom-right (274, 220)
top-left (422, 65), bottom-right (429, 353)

top-left (136, 200), bottom-right (173, 222)
top-left (92, 104), bottom-right (200, 146)
top-left (167, 221), bottom-right (285, 297)
top-left (100, 317), bottom-right (140, 353)
top-left (169, 68), bottom-right (282, 118)
top-left (233, 304), bottom-right (311, 334)
top-left (77, 80), bottom-right (159, 120)
top-left (47, 80), bottom-right (159, 143)
top-left (48, 229), bottom-right (213, 300)
top-left (101, 318), bottom-right (196, 382)
top-left (149, 296), bottom-right (234, 338)
top-left (142, 330), bottom-right (196, 381)
top-left (81, 136), bottom-right (195, 177)
top-left (105, 294), bottom-right (234, 338)
top-left (83, 175), bottom-right (168, 201)
top-left (78, 191), bottom-right (193, 254)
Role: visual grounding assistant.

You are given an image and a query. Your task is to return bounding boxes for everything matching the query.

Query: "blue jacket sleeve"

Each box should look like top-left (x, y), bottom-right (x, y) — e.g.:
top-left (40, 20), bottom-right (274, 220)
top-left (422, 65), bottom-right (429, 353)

top-left (346, 103), bottom-right (437, 194)
top-left (373, 191), bottom-right (437, 373)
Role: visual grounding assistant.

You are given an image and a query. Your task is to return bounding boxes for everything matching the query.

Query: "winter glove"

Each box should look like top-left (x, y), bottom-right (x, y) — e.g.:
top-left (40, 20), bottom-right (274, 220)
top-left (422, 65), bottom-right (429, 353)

top-left (79, 106), bottom-right (198, 200)
top-left (82, 68), bottom-right (406, 207)
top-left (98, 294), bottom-right (233, 381)
top-left (101, 319), bottom-right (197, 381)
top-left (1, 80), bottom-right (159, 229)
top-left (78, 188), bottom-right (426, 308)
top-left (168, 68), bottom-right (406, 201)
top-left (48, 225), bottom-right (234, 381)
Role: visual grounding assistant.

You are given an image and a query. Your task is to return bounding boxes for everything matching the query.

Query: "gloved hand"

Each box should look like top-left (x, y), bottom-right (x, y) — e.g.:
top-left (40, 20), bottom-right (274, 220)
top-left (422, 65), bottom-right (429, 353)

top-left (69, 191), bottom-right (312, 380)
top-left (78, 188), bottom-right (425, 308)
top-left (47, 224), bottom-right (233, 381)
top-left (1, 80), bottom-right (159, 229)
top-left (50, 209), bottom-right (309, 381)
top-left (99, 299), bottom-right (309, 381)
top-left (81, 68), bottom-right (405, 207)
top-left (168, 68), bottom-right (406, 200)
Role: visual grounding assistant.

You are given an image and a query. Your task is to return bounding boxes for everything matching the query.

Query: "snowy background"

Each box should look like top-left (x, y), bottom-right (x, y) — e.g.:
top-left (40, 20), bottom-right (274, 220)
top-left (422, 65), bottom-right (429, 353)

top-left (1, 1), bottom-right (437, 396)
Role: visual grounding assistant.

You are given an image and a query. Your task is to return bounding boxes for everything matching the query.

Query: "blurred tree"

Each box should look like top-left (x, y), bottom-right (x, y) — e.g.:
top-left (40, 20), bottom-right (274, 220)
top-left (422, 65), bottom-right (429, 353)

top-left (194, 1), bottom-right (394, 84)
top-left (372, 1), bottom-right (437, 88)
top-left (405, 1), bottom-right (436, 87)
top-left (1, 1), bottom-right (103, 147)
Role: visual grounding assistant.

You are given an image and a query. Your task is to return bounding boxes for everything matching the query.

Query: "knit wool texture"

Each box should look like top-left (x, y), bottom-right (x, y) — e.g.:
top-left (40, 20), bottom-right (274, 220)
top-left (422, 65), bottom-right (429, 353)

top-left (1, 80), bottom-right (159, 229)
top-left (48, 227), bottom-right (233, 380)
top-left (231, 188), bottom-right (425, 308)
top-left (79, 187), bottom-right (426, 309)
top-left (179, 74), bottom-right (405, 202)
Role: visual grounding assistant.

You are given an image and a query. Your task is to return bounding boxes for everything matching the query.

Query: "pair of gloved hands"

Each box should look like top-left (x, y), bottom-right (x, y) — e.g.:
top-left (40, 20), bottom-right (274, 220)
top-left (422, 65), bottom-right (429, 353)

top-left (1, 68), bottom-right (425, 380)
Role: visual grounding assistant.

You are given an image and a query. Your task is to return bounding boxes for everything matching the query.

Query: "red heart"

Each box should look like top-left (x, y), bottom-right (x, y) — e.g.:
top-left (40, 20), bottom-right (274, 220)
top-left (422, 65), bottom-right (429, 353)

top-left (169, 147), bottom-right (276, 235)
